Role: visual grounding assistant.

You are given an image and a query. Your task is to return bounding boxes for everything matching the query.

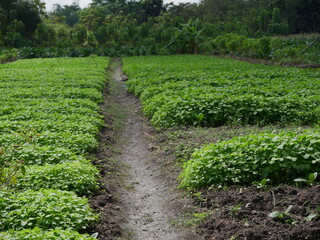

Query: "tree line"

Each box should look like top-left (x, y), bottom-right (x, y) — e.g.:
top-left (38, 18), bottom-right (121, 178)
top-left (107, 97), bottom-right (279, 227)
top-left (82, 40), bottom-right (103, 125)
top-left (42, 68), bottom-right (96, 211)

top-left (0, 0), bottom-right (319, 53)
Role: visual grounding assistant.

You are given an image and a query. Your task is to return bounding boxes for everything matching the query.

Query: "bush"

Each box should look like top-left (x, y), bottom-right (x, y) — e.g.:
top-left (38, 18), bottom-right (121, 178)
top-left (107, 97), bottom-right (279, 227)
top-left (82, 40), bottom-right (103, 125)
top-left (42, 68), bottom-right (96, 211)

top-left (13, 161), bottom-right (99, 196)
top-left (0, 189), bottom-right (99, 231)
top-left (0, 145), bottom-right (83, 166)
top-left (179, 131), bottom-right (320, 189)
top-left (0, 228), bottom-right (97, 240)
top-left (0, 132), bottom-right (99, 153)
top-left (204, 34), bottom-right (320, 64)
top-left (124, 55), bottom-right (320, 128)
top-left (0, 49), bottom-right (18, 63)
top-left (150, 94), bottom-right (319, 127)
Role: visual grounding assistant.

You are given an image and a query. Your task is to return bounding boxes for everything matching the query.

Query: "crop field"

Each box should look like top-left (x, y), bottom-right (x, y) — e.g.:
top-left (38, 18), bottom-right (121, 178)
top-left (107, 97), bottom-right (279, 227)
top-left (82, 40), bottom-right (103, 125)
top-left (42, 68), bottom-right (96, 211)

top-left (123, 55), bottom-right (320, 237)
top-left (123, 55), bottom-right (320, 239)
top-left (124, 55), bottom-right (320, 128)
top-left (0, 57), bottom-right (109, 239)
top-left (123, 55), bottom-right (320, 187)
top-left (1, 54), bottom-right (319, 239)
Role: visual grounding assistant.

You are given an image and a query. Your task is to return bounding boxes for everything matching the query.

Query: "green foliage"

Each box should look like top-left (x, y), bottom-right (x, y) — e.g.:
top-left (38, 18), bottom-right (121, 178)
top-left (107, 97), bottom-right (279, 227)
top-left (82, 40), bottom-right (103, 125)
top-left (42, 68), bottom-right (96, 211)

top-left (0, 145), bottom-right (83, 166)
top-left (13, 161), bottom-right (100, 196)
top-left (0, 132), bottom-right (99, 154)
top-left (169, 19), bottom-right (204, 54)
top-left (0, 148), bottom-right (25, 190)
top-left (179, 131), bottom-right (320, 189)
top-left (207, 33), bottom-right (320, 64)
top-left (269, 205), bottom-right (295, 224)
top-left (0, 57), bottom-right (108, 234)
top-left (0, 228), bottom-right (97, 240)
top-left (229, 203), bottom-right (243, 217)
top-left (1, 0), bottom-right (319, 66)
top-left (304, 213), bottom-right (318, 222)
top-left (0, 189), bottom-right (99, 231)
top-left (0, 49), bottom-right (18, 63)
top-left (124, 55), bottom-right (320, 128)
top-left (0, 57), bottom-right (108, 153)
top-left (294, 172), bottom-right (318, 187)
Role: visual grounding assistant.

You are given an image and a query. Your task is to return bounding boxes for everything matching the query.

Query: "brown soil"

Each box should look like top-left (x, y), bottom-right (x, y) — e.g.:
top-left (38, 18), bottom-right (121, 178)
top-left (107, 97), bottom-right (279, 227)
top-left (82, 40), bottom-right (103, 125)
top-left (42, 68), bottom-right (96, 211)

top-left (89, 59), bottom-right (200, 240)
top-left (196, 185), bottom-right (320, 240)
top-left (89, 60), bottom-right (125, 239)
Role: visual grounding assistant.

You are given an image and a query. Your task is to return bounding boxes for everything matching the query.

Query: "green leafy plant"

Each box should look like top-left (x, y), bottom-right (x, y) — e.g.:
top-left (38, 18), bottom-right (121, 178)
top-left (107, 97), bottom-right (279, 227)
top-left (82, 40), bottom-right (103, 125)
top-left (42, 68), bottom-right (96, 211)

top-left (186, 212), bottom-right (210, 226)
top-left (0, 147), bottom-right (26, 190)
top-left (294, 172), bottom-right (318, 186)
top-left (0, 228), bottom-right (98, 240)
top-left (229, 203), bottom-right (243, 217)
top-left (254, 178), bottom-right (270, 189)
top-left (268, 205), bottom-right (295, 224)
top-left (0, 189), bottom-right (99, 231)
top-left (179, 131), bottom-right (320, 189)
top-left (0, 57), bottom-right (108, 235)
top-left (0, 145), bottom-right (85, 166)
top-left (13, 161), bottom-right (99, 196)
top-left (123, 55), bottom-right (320, 128)
top-left (304, 212), bottom-right (318, 222)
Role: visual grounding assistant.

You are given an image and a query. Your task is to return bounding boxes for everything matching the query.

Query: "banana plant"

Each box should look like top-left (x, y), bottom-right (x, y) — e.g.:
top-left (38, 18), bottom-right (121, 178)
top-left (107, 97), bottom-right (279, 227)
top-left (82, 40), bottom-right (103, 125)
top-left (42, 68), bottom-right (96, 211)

top-left (168, 18), bottom-right (205, 54)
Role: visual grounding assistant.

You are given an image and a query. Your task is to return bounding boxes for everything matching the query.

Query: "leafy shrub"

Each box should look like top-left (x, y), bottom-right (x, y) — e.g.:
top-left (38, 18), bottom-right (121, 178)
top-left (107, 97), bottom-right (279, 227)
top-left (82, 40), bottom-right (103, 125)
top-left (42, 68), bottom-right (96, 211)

top-left (17, 46), bottom-right (165, 59)
top-left (0, 145), bottom-right (83, 166)
top-left (14, 161), bottom-right (99, 195)
top-left (0, 57), bottom-right (106, 236)
top-left (272, 47), bottom-right (300, 63)
top-left (0, 119), bottom-right (102, 135)
top-left (0, 189), bottom-right (99, 231)
top-left (179, 131), bottom-right (320, 189)
top-left (124, 55), bottom-right (320, 128)
top-left (204, 34), bottom-right (320, 64)
top-left (0, 49), bottom-right (18, 63)
top-left (0, 228), bottom-right (97, 240)
top-left (150, 94), bottom-right (319, 127)
top-left (35, 132), bottom-right (99, 153)
top-left (0, 99), bottom-right (100, 114)
top-left (0, 132), bottom-right (99, 153)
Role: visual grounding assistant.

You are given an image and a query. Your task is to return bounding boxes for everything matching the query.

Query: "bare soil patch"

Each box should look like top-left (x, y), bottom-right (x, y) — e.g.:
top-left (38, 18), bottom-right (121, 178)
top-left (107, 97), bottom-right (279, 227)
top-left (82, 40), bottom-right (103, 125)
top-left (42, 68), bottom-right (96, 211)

top-left (197, 185), bottom-right (320, 240)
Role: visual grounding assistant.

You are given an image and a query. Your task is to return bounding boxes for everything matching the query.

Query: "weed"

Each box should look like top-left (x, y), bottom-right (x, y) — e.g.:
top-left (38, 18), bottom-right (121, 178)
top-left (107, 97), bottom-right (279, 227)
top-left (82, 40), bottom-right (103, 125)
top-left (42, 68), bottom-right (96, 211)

top-left (294, 172), bottom-right (318, 186)
top-left (269, 205), bottom-right (296, 224)
top-left (229, 202), bottom-right (243, 217)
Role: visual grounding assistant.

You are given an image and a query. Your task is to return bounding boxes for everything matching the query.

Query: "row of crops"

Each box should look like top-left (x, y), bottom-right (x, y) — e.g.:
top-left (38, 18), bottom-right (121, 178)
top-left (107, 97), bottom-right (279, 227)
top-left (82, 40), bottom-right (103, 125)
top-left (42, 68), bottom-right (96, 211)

top-left (123, 55), bottom-right (320, 188)
top-left (0, 57), bottom-right (109, 239)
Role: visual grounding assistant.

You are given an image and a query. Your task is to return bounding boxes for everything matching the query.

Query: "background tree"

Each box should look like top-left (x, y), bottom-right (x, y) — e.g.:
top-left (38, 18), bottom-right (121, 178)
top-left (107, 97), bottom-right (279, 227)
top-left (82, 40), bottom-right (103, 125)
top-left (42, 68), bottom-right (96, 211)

top-left (50, 2), bottom-right (81, 27)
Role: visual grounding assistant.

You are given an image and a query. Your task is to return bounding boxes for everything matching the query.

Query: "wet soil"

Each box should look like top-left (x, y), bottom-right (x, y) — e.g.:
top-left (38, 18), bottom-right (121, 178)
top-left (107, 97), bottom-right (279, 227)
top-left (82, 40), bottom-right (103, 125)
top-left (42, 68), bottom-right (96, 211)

top-left (90, 60), bottom-right (200, 240)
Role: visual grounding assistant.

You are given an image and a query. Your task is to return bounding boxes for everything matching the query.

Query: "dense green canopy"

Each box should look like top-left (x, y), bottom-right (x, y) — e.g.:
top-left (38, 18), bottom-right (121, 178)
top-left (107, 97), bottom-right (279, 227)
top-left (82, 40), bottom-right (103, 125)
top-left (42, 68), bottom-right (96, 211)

top-left (0, 0), bottom-right (319, 51)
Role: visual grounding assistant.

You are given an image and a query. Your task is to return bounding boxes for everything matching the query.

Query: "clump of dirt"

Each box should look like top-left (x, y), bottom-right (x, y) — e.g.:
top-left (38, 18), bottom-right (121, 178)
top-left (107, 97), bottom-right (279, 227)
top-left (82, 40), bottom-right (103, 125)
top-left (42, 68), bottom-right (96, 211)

top-left (195, 185), bottom-right (320, 240)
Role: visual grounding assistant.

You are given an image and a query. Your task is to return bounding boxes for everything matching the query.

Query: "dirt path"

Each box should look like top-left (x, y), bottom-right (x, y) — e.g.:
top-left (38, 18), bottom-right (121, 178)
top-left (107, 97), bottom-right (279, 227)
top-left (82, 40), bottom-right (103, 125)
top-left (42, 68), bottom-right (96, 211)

top-left (106, 60), bottom-right (197, 240)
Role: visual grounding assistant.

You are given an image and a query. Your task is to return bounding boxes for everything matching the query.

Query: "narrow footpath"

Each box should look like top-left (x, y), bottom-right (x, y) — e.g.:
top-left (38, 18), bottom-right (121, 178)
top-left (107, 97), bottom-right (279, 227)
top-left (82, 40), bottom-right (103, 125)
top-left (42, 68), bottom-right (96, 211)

top-left (104, 59), bottom-right (199, 240)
